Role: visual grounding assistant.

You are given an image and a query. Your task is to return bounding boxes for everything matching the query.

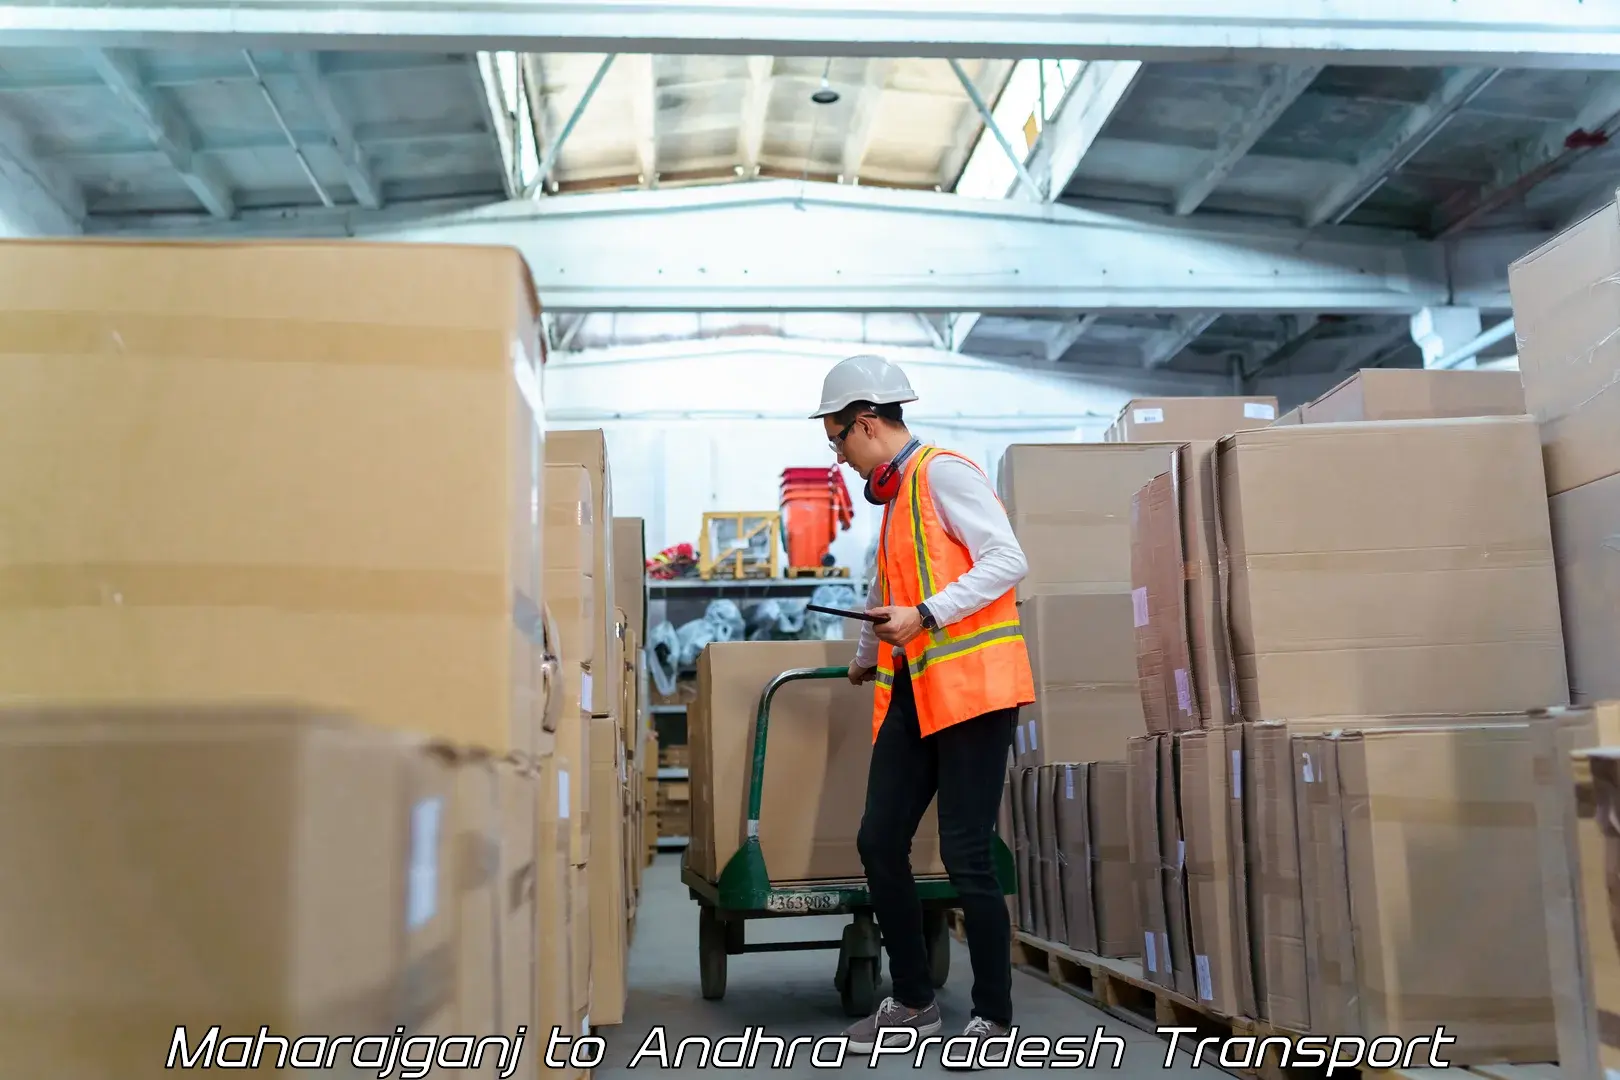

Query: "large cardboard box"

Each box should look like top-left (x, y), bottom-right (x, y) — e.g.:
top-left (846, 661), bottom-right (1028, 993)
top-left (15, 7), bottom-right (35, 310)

top-left (1508, 196), bottom-right (1620, 496)
top-left (1550, 472), bottom-right (1620, 705)
top-left (1011, 766), bottom-right (1038, 933)
top-left (1533, 704), bottom-right (1620, 1078)
top-left (547, 430), bottom-right (617, 715)
top-left (452, 755), bottom-right (500, 1042)
top-left (1106, 396), bottom-right (1278, 442)
top-left (1035, 765), bottom-right (1065, 943)
top-left (535, 756), bottom-right (575, 1050)
top-left (686, 640), bottom-right (947, 885)
top-left (1131, 472), bottom-right (1196, 734)
top-left (1246, 711), bottom-right (1530, 1032)
top-left (0, 705), bottom-right (457, 1078)
top-left (1054, 761), bottom-right (1139, 958)
top-left (1216, 416), bottom-right (1568, 721)
top-left (1572, 737), bottom-right (1620, 1080)
top-left (1172, 442), bottom-right (1239, 728)
top-left (997, 443), bottom-right (1181, 599)
top-left (1301, 368), bottom-right (1525, 424)
top-left (1176, 726), bottom-right (1254, 1019)
top-left (613, 517), bottom-right (648, 646)
top-left (588, 716), bottom-right (628, 1026)
top-left (1127, 734), bottom-right (1192, 992)
top-left (1294, 724), bottom-right (1556, 1062)
top-left (497, 760), bottom-right (538, 1050)
top-left (1019, 592), bottom-right (1142, 765)
top-left (0, 240), bottom-right (546, 756)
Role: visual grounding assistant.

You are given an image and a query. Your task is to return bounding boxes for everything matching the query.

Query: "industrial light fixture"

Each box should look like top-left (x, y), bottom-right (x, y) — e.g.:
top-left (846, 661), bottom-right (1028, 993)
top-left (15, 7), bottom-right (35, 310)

top-left (810, 58), bottom-right (839, 105)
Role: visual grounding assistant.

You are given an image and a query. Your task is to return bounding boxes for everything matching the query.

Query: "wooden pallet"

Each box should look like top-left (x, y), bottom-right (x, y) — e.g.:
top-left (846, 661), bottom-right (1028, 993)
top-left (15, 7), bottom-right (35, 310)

top-left (1002, 931), bottom-right (1559, 1080)
top-left (785, 565), bottom-right (852, 578)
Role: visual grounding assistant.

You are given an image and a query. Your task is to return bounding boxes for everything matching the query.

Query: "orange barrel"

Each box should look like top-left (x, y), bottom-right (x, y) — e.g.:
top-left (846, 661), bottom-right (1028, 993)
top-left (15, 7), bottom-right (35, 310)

top-left (780, 467), bottom-right (853, 569)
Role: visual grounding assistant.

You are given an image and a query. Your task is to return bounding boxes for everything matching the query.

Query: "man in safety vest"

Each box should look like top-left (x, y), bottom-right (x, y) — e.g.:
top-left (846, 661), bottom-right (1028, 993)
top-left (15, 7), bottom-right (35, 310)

top-left (811, 353), bottom-right (1036, 1064)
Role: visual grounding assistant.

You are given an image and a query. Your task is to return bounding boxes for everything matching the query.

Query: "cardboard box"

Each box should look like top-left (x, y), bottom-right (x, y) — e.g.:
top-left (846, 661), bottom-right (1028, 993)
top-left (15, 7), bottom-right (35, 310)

top-left (613, 517), bottom-right (648, 646)
top-left (1216, 416), bottom-right (1568, 721)
top-left (535, 755), bottom-right (574, 1049)
top-left (1301, 368), bottom-right (1525, 425)
top-left (570, 863), bottom-right (591, 1023)
top-left (1036, 765), bottom-right (1066, 943)
top-left (1550, 472), bottom-right (1620, 705)
top-left (996, 443), bottom-right (1181, 599)
top-left (1019, 593), bottom-right (1143, 764)
top-left (545, 465), bottom-right (596, 668)
top-left (0, 705), bottom-right (457, 1077)
top-left (1171, 442), bottom-right (1239, 728)
top-left (588, 716), bottom-right (628, 1026)
top-left (547, 430), bottom-right (617, 715)
top-left (1176, 726), bottom-right (1254, 1019)
top-left (1106, 396), bottom-right (1278, 442)
top-left (1054, 761), bottom-right (1139, 958)
top-left (1533, 704), bottom-right (1620, 1078)
top-left (1157, 735), bottom-right (1196, 999)
top-left (452, 755), bottom-right (500, 1041)
top-left (1573, 739), bottom-right (1620, 1079)
top-left (1294, 724), bottom-right (1556, 1062)
top-left (497, 760), bottom-right (538, 1048)
top-left (0, 241), bottom-right (546, 757)
top-left (1009, 766), bottom-right (1034, 933)
top-left (1243, 713), bottom-right (1527, 1031)
top-left (1131, 471), bottom-right (1196, 734)
top-left (1126, 735), bottom-right (1174, 988)
top-left (1508, 196), bottom-right (1620, 495)
top-left (1271, 406), bottom-right (1305, 425)
top-left (686, 640), bottom-right (946, 884)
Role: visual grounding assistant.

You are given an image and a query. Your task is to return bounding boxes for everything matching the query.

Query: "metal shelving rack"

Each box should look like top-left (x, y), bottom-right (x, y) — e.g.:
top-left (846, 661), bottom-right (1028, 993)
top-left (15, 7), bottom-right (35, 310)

top-left (647, 575), bottom-right (868, 853)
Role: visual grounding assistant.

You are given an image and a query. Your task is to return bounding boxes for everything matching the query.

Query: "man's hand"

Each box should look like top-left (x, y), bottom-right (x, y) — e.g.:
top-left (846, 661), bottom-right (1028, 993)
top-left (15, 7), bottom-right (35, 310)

top-left (848, 662), bottom-right (876, 685)
top-left (869, 605), bottom-right (924, 646)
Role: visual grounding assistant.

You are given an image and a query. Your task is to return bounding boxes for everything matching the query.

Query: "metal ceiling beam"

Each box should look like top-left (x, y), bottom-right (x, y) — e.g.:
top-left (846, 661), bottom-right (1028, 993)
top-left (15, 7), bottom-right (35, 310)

top-left (1433, 72), bottom-right (1620, 237)
top-left (84, 180), bottom-right (1473, 314)
top-left (1142, 313), bottom-right (1219, 368)
top-left (54, 123), bottom-right (493, 160)
top-left (841, 59), bottom-right (897, 184)
top-left (0, 55), bottom-right (472, 94)
top-left (1024, 60), bottom-right (1142, 203)
top-left (8, 2), bottom-right (1617, 68)
top-left (1172, 64), bottom-right (1322, 217)
top-left (1043, 314), bottom-right (1099, 361)
top-left (1302, 67), bottom-right (1499, 229)
top-left (0, 107), bottom-right (84, 232)
top-left (736, 56), bottom-right (773, 178)
top-left (86, 49), bottom-right (235, 219)
top-left (289, 52), bottom-right (382, 210)
top-left (625, 53), bottom-right (659, 187)
top-left (948, 57), bottom-right (1042, 201)
top-left (948, 312), bottom-right (983, 351)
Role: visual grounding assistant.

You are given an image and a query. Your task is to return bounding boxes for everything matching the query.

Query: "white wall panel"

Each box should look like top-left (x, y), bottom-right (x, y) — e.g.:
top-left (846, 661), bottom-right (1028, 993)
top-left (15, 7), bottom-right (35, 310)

top-left (542, 337), bottom-right (1136, 564)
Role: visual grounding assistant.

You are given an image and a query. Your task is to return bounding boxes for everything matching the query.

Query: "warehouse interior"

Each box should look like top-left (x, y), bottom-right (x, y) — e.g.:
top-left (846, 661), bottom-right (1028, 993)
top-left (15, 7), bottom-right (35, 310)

top-left (1, 3), bottom-right (1619, 1078)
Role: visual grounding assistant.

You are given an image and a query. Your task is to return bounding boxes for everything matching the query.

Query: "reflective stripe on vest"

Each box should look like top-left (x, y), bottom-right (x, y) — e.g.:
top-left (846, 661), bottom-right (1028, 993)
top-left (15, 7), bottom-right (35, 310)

top-left (871, 445), bottom-right (1035, 741)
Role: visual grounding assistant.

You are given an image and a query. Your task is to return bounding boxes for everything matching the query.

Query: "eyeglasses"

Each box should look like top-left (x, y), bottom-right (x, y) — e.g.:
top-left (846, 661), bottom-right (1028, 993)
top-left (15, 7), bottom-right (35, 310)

top-left (828, 415), bottom-right (865, 454)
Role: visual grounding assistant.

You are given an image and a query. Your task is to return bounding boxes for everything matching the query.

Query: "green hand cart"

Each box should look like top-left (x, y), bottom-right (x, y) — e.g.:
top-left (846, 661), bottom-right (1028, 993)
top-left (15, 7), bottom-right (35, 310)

top-left (680, 665), bottom-right (1018, 1017)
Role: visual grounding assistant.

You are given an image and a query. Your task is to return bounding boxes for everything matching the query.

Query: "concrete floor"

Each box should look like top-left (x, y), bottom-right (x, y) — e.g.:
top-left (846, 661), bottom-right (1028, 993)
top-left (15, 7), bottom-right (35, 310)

top-left (595, 855), bottom-right (1233, 1078)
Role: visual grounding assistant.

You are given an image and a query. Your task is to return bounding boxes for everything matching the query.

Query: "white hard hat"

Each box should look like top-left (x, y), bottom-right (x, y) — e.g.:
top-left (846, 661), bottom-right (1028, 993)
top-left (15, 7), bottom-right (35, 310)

top-left (810, 354), bottom-right (919, 419)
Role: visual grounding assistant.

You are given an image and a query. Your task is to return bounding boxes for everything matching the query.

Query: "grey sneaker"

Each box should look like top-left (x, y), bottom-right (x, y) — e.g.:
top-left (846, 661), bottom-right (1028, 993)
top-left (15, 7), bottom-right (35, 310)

top-left (843, 996), bottom-right (943, 1054)
top-left (941, 1016), bottom-right (1010, 1071)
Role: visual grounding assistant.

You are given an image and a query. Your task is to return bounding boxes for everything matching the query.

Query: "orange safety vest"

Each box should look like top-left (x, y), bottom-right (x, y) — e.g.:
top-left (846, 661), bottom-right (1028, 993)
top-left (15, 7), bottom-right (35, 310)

top-left (872, 445), bottom-right (1036, 742)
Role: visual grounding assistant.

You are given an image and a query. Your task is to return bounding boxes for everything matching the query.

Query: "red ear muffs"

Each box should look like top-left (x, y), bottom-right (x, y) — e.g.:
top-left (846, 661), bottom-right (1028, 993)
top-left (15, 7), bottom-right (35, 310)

top-left (863, 438), bottom-right (922, 505)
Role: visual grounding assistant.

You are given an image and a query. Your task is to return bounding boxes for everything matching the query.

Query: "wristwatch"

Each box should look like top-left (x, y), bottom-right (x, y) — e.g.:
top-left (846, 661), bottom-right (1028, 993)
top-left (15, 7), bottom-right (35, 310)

top-left (917, 603), bottom-right (939, 631)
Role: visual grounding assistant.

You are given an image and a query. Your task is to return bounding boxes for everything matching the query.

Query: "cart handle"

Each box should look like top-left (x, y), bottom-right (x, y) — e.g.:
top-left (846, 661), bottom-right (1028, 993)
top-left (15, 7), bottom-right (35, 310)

top-left (744, 665), bottom-right (848, 832)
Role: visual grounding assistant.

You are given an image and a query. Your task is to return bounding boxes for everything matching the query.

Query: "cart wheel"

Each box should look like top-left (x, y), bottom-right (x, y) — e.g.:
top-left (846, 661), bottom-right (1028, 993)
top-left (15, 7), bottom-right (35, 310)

top-left (925, 911), bottom-right (951, 989)
top-left (699, 905), bottom-right (727, 1000)
top-left (840, 956), bottom-right (880, 1017)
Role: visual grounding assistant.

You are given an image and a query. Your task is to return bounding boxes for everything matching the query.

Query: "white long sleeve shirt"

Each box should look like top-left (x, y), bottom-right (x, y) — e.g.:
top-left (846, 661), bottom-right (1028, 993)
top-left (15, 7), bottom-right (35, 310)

top-left (854, 453), bottom-right (1029, 669)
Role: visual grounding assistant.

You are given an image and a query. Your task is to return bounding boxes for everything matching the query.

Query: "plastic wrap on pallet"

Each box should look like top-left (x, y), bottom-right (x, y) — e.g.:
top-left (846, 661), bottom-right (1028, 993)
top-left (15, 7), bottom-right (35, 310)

top-left (647, 621), bottom-right (682, 698)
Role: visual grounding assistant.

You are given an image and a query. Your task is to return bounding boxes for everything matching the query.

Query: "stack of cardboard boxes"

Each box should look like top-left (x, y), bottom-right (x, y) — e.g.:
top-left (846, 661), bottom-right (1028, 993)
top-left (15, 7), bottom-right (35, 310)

top-left (1002, 368), bottom-right (1616, 1066)
top-left (0, 240), bottom-right (651, 1078)
top-left (997, 397), bottom-right (1275, 960)
top-left (1509, 194), bottom-right (1620, 1077)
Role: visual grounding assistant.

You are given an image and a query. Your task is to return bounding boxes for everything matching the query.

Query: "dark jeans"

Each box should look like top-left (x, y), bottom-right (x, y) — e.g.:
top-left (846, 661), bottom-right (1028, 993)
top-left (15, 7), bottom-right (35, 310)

top-left (856, 662), bottom-right (1017, 1027)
